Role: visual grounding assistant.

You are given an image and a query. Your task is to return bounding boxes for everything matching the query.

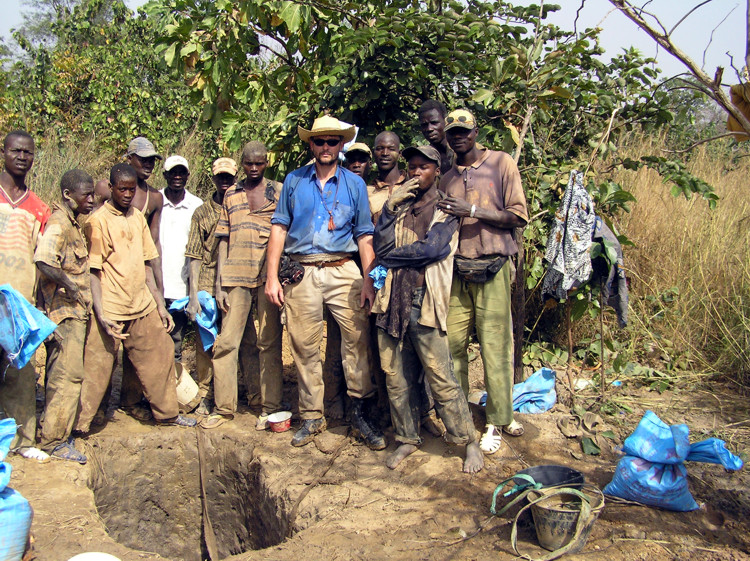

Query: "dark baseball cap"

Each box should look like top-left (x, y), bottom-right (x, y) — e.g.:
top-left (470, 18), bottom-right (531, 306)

top-left (402, 145), bottom-right (441, 168)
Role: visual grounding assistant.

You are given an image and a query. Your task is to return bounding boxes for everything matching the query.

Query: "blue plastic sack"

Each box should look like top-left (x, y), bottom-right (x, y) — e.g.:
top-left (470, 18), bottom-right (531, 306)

top-left (169, 291), bottom-right (218, 351)
top-left (0, 419), bottom-right (16, 463)
top-left (604, 411), bottom-right (744, 511)
top-left (0, 284), bottom-right (57, 369)
top-left (474, 368), bottom-right (557, 414)
top-left (0, 487), bottom-right (33, 561)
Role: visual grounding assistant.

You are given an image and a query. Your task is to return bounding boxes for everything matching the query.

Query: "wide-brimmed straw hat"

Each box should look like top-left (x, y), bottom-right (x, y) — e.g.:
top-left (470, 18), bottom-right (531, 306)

top-left (298, 115), bottom-right (356, 143)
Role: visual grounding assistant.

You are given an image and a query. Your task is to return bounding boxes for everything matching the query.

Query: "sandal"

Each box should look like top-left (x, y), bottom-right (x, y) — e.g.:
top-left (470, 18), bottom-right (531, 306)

top-left (15, 446), bottom-right (51, 463)
top-left (479, 424), bottom-right (502, 454)
top-left (50, 441), bottom-right (87, 464)
top-left (199, 414), bottom-right (231, 429)
top-left (502, 419), bottom-right (524, 437)
top-left (158, 415), bottom-right (197, 428)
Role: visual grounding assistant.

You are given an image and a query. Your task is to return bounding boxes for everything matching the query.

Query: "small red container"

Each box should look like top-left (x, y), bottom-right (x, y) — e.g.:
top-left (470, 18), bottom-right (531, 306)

top-left (268, 411), bottom-right (292, 433)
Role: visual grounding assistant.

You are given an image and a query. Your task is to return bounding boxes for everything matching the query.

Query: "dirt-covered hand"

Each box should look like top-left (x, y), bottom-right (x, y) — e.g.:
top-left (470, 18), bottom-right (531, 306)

top-left (386, 178), bottom-right (420, 212)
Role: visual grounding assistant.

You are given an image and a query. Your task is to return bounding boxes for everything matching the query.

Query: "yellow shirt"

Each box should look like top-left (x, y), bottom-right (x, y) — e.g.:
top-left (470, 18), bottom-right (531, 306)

top-left (85, 201), bottom-right (159, 321)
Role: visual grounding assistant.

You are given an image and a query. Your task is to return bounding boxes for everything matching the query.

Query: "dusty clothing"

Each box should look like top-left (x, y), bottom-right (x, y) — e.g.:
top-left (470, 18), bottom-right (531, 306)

top-left (211, 286), bottom-right (282, 416)
top-left (0, 358), bottom-right (37, 449)
top-left (76, 309), bottom-right (179, 432)
top-left (378, 288), bottom-right (475, 446)
top-left (160, 189), bottom-right (203, 300)
top-left (85, 202), bottom-right (159, 321)
top-left (272, 165), bottom-right (373, 255)
top-left (440, 149), bottom-right (528, 259)
top-left (34, 204), bottom-right (92, 323)
top-left (184, 196), bottom-right (222, 295)
top-left (40, 318), bottom-right (86, 451)
top-left (216, 180), bottom-right (281, 289)
top-left (284, 260), bottom-right (374, 420)
top-left (447, 262), bottom-right (514, 427)
top-left (0, 187), bottom-right (50, 302)
top-left (367, 170), bottom-right (407, 224)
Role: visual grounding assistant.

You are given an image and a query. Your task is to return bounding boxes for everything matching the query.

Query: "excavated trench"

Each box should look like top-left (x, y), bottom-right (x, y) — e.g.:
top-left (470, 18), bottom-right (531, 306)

top-left (87, 431), bottom-right (292, 561)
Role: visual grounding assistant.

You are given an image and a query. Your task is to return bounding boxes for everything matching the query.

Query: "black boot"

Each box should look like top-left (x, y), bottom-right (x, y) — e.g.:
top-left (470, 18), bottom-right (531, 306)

top-left (350, 398), bottom-right (386, 450)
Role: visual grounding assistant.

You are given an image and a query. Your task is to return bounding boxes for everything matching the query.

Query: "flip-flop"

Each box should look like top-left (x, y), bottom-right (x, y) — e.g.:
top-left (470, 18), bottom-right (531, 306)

top-left (199, 414), bottom-right (231, 429)
top-left (479, 424), bottom-right (502, 454)
top-left (158, 415), bottom-right (198, 428)
top-left (502, 419), bottom-right (524, 437)
top-left (15, 446), bottom-right (51, 463)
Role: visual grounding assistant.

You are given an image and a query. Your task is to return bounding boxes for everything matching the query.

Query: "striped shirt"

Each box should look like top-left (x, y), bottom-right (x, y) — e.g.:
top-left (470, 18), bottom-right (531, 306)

top-left (184, 195), bottom-right (222, 295)
top-left (34, 204), bottom-right (92, 323)
top-left (215, 180), bottom-right (281, 289)
top-left (0, 186), bottom-right (51, 303)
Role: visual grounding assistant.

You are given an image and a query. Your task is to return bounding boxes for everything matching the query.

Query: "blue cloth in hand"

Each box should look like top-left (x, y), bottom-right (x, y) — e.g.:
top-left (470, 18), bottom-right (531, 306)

top-left (169, 291), bottom-right (218, 351)
top-left (369, 265), bottom-right (389, 290)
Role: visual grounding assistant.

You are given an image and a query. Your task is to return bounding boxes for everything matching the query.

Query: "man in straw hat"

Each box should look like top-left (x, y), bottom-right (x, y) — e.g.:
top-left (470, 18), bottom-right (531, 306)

top-left (265, 115), bottom-right (384, 449)
top-left (436, 109), bottom-right (528, 455)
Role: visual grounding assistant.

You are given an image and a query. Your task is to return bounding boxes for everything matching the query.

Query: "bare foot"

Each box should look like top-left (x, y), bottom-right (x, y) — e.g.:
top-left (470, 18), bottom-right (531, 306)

top-left (463, 442), bottom-right (484, 474)
top-left (326, 398), bottom-right (345, 420)
top-left (386, 444), bottom-right (418, 469)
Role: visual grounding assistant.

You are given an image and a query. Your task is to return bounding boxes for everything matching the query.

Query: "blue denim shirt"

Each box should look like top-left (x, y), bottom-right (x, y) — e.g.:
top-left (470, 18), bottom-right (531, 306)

top-left (272, 164), bottom-right (374, 255)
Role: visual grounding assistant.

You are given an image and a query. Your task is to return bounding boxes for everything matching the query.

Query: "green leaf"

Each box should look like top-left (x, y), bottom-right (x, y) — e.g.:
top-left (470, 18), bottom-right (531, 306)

top-left (581, 436), bottom-right (601, 455)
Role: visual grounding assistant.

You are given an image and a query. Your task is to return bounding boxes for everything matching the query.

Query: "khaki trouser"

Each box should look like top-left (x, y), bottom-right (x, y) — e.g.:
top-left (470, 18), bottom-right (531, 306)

top-left (0, 357), bottom-right (37, 450)
top-left (284, 260), bottom-right (374, 420)
top-left (446, 261), bottom-right (514, 427)
top-left (41, 318), bottom-right (86, 451)
top-left (378, 288), bottom-right (475, 446)
top-left (195, 341), bottom-right (214, 400)
top-left (76, 309), bottom-right (179, 432)
top-left (211, 286), bottom-right (282, 416)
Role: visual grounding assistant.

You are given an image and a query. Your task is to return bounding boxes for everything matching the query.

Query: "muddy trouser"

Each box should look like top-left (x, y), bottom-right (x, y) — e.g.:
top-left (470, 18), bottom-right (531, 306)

top-left (284, 260), bottom-right (374, 420)
top-left (195, 341), bottom-right (214, 401)
top-left (211, 286), bottom-right (282, 417)
top-left (446, 261), bottom-right (514, 427)
top-left (76, 309), bottom-right (179, 432)
top-left (0, 355), bottom-right (37, 450)
top-left (378, 288), bottom-right (475, 446)
top-left (40, 318), bottom-right (86, 452)
top-left (322, 310), bottom-right (345, 409)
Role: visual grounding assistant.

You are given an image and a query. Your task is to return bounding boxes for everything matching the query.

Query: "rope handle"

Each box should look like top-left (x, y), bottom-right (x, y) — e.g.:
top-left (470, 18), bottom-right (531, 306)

top-left (490, 474), bottom-right (542, 516)
top-left (510, 486), bottom-right (602, 561)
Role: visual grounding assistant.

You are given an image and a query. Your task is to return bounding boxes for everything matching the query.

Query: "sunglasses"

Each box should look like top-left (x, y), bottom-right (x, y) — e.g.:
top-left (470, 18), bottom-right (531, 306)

top-left (312, 138), bottom-right (341, 147)
top-left (446, 115), bottom-right (473, 125)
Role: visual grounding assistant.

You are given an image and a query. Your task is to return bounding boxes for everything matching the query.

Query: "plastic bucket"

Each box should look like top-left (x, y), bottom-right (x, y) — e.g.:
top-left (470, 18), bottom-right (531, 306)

top-left (528, 486), bottom-right (604, 553)
top-left (515, 465), bottom-right (584, 490)
top-left (175, 363), bottom-right (201, 414)
top-left (268, 411), bottom-right (292, 433)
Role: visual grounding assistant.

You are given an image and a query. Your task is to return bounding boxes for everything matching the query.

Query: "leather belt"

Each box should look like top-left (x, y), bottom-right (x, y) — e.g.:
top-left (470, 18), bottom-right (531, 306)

top-left (306, 257), bottom-right (351, 268)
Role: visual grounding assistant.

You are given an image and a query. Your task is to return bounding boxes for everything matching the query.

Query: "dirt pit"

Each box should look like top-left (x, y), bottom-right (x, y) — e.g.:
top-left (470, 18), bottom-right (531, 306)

top-left (88, 432), bottom-right (291, 560)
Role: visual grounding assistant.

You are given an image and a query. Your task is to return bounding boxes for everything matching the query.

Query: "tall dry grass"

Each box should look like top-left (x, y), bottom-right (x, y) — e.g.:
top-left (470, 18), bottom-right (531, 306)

top-left (613, 134), bottom-right (750, 381)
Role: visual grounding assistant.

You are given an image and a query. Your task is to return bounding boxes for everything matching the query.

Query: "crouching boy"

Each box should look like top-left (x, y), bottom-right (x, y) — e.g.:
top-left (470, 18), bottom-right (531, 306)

top-left (75, 163), bottom-right (196, 433)
top-left (35, 170), bottom-right (96, 462)
top-left (372, 146), bottom-right (482, 473)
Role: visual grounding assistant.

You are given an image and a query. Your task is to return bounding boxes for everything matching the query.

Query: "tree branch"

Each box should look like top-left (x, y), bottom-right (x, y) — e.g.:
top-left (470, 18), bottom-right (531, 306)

top-left (609, 0), bottom-right (750, 136)
top-left (668, 0), bottom-right (712, 36)
top-left (661, 131), bottom-right (748, 154)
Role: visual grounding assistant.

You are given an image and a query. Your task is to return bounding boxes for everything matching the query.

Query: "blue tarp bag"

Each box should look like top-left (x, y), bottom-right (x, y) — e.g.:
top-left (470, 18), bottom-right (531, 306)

top-left (0, 418), bottom-right (33, 561)
top-left (604, 410), bottom-right (743, 511)
top-left (0, 284), bottom-right (57, 369)
top-left (169, 291), bottom-right (218, 351)
top-left (475, 368), bottom-right (557, 414)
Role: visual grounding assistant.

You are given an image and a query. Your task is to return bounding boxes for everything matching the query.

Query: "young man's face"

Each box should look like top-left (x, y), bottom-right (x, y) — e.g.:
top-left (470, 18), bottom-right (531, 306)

top-left (344, 153), bottom-right (371, 179)
top-left (407, 155), bottom-right (439, 191)
top-left (67, 182), bottom-right (96, 215)
top-left (2, 135), bottom-right (35, 178)
top-left (110, 176), bottom-right (137, 210)
top-left (419, 109), bottom-right (446, 145)
top-left (128, 154), bottom-right (157, 181)
top-left (241, 154), bottom-right (268, 183)
top-left (309, 135), bottom-right (342, 166)
top-left (212, 173), bottom-right (236, 193)
top-left (446, 127), bottom-right (478, 155)
top-left (164, 165), bottom-right (189, 191)
top-left (373, 133), bottom-right (400, 173)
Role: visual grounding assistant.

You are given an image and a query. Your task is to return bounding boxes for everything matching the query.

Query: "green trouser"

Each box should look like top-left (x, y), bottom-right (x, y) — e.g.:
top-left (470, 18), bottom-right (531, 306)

top-left (446, 261), bottom-right (514, 427)
top-left (41, 318), bottom-right (86, 452)
top-left (0, 358), bottom-right (37, 450)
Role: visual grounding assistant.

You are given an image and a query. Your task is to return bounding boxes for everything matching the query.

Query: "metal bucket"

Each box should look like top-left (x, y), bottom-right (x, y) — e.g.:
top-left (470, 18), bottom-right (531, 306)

top-left (528, 486), bottom-right (604, 553)
top-left (514, 465), bottom-right (584, 490)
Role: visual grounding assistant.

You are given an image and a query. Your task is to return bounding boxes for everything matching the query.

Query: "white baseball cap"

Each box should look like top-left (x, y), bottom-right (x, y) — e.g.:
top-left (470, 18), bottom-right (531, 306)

top-left (163, 155), bottom-right (190, 172)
